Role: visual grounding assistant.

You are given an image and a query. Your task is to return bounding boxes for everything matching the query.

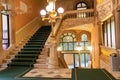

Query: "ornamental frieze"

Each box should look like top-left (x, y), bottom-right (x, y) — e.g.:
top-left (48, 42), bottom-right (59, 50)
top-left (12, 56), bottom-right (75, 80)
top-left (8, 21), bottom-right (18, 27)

top-left (97, 0), bottom-right (113, 21)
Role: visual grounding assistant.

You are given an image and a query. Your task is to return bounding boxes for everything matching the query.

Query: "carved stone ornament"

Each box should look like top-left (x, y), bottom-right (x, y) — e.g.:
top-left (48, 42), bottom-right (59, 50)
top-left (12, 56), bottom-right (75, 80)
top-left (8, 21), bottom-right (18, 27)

top-left (116, 5), bottom-right (120, 12)
top-left (97, 0), bottom-right (113, 21)
top-left (0, 4), bottom-right (5, 11)
top-left (11, 11), bottom-right (17, 16)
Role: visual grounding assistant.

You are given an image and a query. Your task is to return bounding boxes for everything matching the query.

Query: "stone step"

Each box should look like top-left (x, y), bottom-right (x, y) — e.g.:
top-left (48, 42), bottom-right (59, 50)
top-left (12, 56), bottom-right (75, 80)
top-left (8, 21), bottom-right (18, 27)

top-left (0, 63), bottom-right (8, 68)
top-left (36, 59), bottom-right (48, 64)
top-left (34, 64), bottom-right (48, 69)
top-left (39, 55), bottom-right (48, 59)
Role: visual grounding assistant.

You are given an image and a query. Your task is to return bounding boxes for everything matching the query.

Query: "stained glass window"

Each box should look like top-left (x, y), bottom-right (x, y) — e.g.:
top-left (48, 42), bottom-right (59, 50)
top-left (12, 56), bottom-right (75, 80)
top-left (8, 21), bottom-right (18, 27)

top-left (59, 33), bottom-right (77, 51)
top-left (80, 34), bottom-right (90, 50)
top-left (81, 34), bottom-right (87, 41)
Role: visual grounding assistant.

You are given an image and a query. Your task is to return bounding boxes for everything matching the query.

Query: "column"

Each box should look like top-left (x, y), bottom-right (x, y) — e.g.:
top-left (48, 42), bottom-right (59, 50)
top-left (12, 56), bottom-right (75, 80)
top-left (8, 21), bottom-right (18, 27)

top-left (9, 0), bottom-right (16, 48)
top-left (98, 22), bottom-right (103, 45)
top-left (114, 6), bottom-right (120, 49)
top-left (48, 37), bottom-right (59, 68)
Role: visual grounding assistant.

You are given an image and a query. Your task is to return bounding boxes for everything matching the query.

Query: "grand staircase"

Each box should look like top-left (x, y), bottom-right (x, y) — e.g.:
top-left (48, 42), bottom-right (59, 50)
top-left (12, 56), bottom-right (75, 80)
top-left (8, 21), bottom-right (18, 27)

top-left (8, 26), bottom-right (51, 67)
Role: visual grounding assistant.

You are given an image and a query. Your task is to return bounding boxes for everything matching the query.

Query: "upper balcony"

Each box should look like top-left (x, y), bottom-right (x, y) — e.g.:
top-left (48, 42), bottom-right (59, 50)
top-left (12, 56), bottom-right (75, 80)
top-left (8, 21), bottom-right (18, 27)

top-left (54, 9), bottom-right (95, 35)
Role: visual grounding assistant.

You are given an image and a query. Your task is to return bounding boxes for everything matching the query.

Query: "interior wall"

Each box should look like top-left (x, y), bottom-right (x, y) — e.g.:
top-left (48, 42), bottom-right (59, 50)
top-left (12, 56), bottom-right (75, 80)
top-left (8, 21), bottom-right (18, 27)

top-left (14, 0), bottom-right (42, 32)
top-left (56, 0), bottom-right (93, 11)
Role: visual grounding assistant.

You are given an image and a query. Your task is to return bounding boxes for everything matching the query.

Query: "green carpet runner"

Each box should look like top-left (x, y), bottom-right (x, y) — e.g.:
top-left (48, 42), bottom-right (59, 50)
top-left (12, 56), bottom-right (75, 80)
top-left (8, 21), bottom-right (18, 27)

top-left (8, 26), bottom-right (51, 67)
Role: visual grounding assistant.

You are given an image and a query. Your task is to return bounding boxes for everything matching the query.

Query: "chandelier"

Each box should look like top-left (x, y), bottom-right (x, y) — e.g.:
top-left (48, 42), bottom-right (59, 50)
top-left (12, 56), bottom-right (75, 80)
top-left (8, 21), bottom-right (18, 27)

top-left (40, 0), bottom-right (64, 37)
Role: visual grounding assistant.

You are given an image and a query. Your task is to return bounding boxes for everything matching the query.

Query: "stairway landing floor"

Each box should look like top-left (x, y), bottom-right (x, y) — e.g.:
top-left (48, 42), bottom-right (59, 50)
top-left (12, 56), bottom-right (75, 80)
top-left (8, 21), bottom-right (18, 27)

top-left (23, 68), bottom-right (72, 79)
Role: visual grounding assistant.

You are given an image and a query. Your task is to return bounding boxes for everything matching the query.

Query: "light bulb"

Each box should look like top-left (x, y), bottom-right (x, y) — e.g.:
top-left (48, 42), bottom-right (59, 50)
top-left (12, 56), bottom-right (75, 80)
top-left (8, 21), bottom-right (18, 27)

top-left (46, 3), bottom-right (54, 12)
top-left (57, 7), bottom-right (64, 13)
top-left (40, 9), bottom-right (46, 16)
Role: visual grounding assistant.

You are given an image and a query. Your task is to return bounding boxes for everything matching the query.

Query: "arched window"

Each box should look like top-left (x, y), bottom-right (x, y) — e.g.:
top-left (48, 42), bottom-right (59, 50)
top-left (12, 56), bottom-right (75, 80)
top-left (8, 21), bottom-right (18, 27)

top-left (80, 34), bottom-right (91, 68)
top-left (76, 2), bottom-right (87, 18)
top-left (59, 33), bottom-right (78, 51)
top-left (77, 2), bottom-right (87, 10)
top-left (80, 34), bottom-right (90, 50)
top-left (81, 34), bottom-right (87, 41)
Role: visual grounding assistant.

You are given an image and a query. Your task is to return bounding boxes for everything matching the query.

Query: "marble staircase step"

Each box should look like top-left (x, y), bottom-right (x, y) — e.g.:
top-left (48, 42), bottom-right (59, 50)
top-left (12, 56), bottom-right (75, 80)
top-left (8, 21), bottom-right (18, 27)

top-left (36, 59), bottom-right (48, 64)
top-left (34, 64), bottom-right (48, 69)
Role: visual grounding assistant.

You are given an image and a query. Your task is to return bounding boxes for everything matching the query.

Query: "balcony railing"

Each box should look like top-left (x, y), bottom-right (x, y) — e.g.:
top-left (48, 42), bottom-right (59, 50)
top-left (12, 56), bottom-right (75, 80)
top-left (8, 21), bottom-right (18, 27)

top-left (62, 9), bottom-right (94, 20)
top-left (54, 9), bottom-right (94, 36)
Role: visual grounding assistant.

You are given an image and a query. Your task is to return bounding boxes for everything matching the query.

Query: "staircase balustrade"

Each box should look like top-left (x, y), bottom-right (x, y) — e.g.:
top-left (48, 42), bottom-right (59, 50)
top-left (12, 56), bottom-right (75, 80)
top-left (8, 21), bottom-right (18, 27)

top-left (62, 9), bottom-right (94, 20)
top-left (54, 9), bottom-right (94, 36)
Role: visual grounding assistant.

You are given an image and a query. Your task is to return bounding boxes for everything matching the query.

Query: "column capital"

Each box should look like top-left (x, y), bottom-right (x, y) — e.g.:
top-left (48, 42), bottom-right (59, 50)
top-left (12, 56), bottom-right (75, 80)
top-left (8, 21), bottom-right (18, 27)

top-left (10, 10), bottom-right (17, 17)
top-left (0, 4), bottom-right (5, 11)
top-left (116, 5), bottom-right (120, 12)
top-left (97, 21), bottom-right (103, 25)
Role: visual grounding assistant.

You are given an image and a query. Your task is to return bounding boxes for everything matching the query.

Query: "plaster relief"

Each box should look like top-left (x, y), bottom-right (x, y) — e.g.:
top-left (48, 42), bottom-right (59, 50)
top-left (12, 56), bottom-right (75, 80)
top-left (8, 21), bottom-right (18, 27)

top-left (15, 1), bottom-right (29, 14)
top-left (20, 1), bottom-right (27, 14)
top-left (97, 0), bottom-right (113, 21)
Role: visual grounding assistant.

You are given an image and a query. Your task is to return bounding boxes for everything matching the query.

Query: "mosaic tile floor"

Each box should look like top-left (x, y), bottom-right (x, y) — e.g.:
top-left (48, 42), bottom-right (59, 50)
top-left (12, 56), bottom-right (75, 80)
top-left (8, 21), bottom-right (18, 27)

top-left (23, 68), bottom-right (72, 78)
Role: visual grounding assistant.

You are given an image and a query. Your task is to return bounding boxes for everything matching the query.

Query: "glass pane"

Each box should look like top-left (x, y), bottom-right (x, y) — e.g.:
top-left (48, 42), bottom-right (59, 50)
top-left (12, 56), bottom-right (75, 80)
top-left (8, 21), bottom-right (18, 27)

top-left (80, 42), bottom-right (84, 47)
top-left (2, 39), bottom-right (8, 43)
top-left (85, 42), bottom-right (90, 50)
top-left (2, 14), bottom-right (10, 50)
top-left (75, 54), bottom-right (79, 67)
top-left (81, 34), bottom-right (87, 41)
top-left (68, 43), bottom-right (73, 50)
top-left (59, 33), bottom-right (77, 51)
top-left (3, 31), bottom-right (8, 38)
top-left (2, 14), bottom-right (8, 31)
top-left (74, 42), bottom-right (78, 50)
top-left (111, 19), bottom-right (116, 48)
top-left (82, 3), bottom-right (86, 7)
top-left (104, 23), bottom-right (107, 46)
top-left (80, 53), bottom-right (85, 67)
top-left (77, 3), bottom-right (82, 7)
top-left (107, 20), bottom-right (111, 47)
top-left (77, 2), bottom-right (87, 10)
top-left (63, 43), bottom-right (68, 50)
top-left (63, 36), bottom-right (73, 42)
top-left (85, 54), bottom-right (90, 67)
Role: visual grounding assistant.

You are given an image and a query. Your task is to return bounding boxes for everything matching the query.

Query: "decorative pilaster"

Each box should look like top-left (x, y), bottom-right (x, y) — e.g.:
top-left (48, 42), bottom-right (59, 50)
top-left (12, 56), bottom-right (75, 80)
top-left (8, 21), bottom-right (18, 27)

top-left (98, 21), bottom-right (103, 45)
top-left (48, 37), bottom-right (59, 68)
top-left (114, 6), bottom-right (120, 49)
top-left (8, 0), bottom-right (16, 48)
